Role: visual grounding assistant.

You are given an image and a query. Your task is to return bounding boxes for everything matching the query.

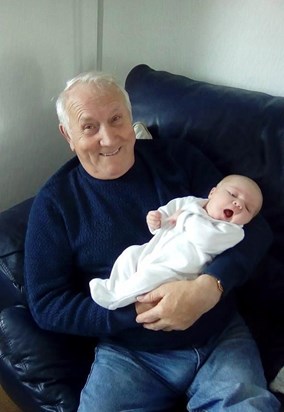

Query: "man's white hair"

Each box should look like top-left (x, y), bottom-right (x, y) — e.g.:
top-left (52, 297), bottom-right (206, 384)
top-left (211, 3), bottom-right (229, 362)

top-left (56, 71), bottom-right (132, 131)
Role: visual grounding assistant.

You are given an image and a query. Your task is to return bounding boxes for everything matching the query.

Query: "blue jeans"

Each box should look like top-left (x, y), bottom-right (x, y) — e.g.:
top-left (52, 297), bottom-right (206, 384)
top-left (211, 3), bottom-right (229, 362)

top-left (77, 314), bottom-right (280, 411)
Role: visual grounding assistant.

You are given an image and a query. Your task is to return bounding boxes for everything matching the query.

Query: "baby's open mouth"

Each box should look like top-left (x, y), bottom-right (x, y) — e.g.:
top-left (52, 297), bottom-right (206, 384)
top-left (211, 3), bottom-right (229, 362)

top-left (224, 209), bottom-right (233, 218)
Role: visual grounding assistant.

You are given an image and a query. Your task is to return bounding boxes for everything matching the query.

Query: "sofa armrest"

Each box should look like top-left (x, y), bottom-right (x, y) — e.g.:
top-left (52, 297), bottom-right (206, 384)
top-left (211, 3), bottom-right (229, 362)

top-left (0, 198), bottom-right (33, 294)
top-left (0, 305), bottom-right (94, 412)
top-left (0, 199), bottom-right (96, 411)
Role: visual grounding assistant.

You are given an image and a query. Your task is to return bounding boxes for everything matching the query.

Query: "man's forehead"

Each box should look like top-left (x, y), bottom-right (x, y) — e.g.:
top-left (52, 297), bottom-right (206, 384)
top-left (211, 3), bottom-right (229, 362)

top-left (66, 85), bottom-right (125, 114)
top-left (67, 82), bottom-right (120, 99)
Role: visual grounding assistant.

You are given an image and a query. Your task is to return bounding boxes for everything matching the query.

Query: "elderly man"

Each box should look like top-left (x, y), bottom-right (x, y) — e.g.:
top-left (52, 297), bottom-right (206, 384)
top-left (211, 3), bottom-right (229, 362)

top-left (24, 72), bottom-right (279, 411)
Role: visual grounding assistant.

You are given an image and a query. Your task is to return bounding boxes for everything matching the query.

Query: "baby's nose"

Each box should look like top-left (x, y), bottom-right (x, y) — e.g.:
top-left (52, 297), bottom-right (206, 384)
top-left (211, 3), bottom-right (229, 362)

top-left (233, 200), bottom-right (242, 210)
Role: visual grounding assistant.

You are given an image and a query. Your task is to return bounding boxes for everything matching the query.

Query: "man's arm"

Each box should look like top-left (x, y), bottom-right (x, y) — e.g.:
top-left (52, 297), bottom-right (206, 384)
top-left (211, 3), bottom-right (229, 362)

top-left (24, 191), bottom-right (139, 338)
top-left (135, 142), bottom-right (273, 331)
top-left (207, 214), bottom-right (273, 292)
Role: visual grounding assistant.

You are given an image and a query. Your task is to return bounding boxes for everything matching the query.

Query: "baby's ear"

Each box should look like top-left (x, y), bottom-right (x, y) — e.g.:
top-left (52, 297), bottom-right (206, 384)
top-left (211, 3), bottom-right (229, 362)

top-left (208, 187), bottom-right (216, 198)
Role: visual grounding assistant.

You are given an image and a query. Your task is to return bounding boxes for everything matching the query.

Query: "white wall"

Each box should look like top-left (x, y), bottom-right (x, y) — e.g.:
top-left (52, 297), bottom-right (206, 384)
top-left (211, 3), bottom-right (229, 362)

top-left (0, 0), bottom-right (98, 211)
top-left (102, 0), bottom-right (284, 96)
top-left (2, 0), bottom-right (284, 210)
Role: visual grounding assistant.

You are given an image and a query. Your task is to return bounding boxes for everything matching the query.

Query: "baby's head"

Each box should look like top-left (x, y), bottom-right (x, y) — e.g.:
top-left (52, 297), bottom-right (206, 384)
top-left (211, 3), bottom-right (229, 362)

top-left (205, 174), bottom-right (263, 225)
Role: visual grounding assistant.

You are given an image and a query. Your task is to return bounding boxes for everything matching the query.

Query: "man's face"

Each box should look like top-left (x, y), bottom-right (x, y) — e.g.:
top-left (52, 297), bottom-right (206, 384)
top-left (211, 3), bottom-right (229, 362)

top-left (60, 83), bottom-right (136, 180)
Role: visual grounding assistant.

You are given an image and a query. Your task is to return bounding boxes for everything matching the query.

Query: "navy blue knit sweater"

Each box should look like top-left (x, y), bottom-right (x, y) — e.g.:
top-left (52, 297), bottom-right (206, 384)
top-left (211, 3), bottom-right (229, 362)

top-left (24, 139), bottom-right (272, 350)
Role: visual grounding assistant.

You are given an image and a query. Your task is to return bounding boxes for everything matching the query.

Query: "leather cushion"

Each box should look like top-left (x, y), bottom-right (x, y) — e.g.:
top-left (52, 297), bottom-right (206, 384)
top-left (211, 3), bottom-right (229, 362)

top-left (0, 198), bottom-right (33, 288)
top-left (0, 305), bottom-right (95, 412)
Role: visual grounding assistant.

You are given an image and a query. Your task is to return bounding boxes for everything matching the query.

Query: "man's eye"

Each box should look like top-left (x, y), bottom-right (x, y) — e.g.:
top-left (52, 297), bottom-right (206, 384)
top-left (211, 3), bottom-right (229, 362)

top-left (112, 115), bottom-right (122, 123)
top-left (83, 125), bottom-right (97, 134)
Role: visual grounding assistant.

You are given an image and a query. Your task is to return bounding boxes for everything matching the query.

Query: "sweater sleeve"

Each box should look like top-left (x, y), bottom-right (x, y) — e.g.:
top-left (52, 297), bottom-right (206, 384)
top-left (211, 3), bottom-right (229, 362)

top-left (24, 190), bottom-right (139, 338)
top-left (205, 213), bottom-right (273, 293)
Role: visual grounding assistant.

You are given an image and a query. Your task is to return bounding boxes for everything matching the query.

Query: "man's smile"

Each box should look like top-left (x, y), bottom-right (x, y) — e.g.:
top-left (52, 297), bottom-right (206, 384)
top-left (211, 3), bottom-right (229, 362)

top-left (99, 147), bottom-right (121, 157)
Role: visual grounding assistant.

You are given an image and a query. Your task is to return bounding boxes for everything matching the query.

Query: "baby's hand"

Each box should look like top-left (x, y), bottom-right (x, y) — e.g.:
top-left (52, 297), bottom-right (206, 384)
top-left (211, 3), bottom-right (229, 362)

top-left (166, 209), bottom-right (182, 226)
top-left (146, 210), bottom-right (162, 231)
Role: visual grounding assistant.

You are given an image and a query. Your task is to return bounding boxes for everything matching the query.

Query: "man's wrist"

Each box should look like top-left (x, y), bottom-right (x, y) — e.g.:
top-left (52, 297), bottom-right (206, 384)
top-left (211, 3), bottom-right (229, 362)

top-left (198, 274), bottom-right (224, 299)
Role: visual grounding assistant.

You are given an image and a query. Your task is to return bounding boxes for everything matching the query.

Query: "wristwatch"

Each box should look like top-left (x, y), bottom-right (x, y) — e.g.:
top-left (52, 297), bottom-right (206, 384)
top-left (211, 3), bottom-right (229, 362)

top-left (215, 278), bottom-right (224, 294)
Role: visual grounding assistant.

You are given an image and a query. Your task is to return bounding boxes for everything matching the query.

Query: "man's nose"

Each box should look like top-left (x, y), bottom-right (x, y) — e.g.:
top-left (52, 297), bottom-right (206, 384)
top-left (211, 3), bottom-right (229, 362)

top-left (99, 125), bottom-right (115, 145)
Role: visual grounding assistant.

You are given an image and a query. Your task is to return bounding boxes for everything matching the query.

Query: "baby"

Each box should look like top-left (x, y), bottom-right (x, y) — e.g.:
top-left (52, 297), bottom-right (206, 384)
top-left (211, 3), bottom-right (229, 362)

top-left (90, 174), bottom-right (263, 309)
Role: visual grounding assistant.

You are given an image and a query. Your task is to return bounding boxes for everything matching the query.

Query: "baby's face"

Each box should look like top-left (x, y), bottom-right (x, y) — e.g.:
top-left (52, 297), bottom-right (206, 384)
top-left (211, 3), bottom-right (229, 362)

top-left (206, 177), bottom-right (262, 225)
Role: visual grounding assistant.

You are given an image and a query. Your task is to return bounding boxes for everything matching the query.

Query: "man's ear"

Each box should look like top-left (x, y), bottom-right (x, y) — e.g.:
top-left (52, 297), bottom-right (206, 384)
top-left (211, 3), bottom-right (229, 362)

top-left (59, 124), bottom-right (75, 152)
top-left (208, 187), bottom-right (216, 198)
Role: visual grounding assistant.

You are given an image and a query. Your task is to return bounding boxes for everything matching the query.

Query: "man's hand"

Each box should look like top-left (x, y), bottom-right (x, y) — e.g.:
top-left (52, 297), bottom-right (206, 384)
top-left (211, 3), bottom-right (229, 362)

top-left (135, 275), bottom-right (222, 331)
top-left (135, 301), bottom-right (158, 315)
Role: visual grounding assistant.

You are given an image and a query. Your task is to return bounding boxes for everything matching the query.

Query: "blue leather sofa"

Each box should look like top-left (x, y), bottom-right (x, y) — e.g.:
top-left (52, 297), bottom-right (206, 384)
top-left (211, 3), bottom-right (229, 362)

top-left (0, 64), bottom-right (283, 411)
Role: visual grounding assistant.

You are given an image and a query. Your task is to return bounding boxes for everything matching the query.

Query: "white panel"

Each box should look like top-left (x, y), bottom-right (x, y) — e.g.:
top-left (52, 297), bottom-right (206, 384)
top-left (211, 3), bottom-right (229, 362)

top-left (0, 0), bottom-right (98, 211)
top-left (177, 0), bottom-right (284, 96)
top-left (102, 0), bottom-right (284, 95)
top-left (102, 0), bottom-right (188, 85)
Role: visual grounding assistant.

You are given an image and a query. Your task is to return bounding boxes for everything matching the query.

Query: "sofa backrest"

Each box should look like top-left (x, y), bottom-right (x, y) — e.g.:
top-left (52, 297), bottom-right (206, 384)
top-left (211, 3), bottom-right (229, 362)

top-left (125, 64), bottom-right (284, 220)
